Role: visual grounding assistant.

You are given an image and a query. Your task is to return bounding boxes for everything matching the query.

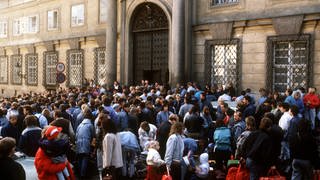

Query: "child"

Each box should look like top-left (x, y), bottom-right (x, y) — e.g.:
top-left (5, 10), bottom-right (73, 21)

top-left (39, 125), bottom-right (70, 180)
top-left (195, 153), bottom-right (210, 179)
top-left (146, 140), bottom-right (165, 180)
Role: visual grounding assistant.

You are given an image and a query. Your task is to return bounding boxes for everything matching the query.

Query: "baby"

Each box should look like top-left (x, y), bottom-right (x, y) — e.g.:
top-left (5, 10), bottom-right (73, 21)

top-left (195, 153), bottom-right (210, 179)
top-left (39, 126), bottom-right (70, 180)
top-left (145, 140), bottom-right (165, 180)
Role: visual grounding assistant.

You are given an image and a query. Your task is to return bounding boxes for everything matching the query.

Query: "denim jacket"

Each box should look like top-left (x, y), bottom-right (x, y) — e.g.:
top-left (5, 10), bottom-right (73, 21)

top-left (76, 118), bottom-right (94, 154)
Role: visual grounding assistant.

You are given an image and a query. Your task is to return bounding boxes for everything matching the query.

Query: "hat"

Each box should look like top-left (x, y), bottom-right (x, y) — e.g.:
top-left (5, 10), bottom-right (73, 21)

top-left (45, 126), bottom-right (62, 140)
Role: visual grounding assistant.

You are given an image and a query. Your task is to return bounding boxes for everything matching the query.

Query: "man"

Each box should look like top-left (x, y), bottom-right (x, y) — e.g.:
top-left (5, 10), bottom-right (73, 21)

top-left (231, 111), bottom-right (245, 146)
top-left (1, 111), bottom-right (20, 144)
top-left (241, 95), bottom-right (256, 121)
top-left (303, 87), bottom-right (319, 130)
top-left (157, 114), bottom-right (178, 158)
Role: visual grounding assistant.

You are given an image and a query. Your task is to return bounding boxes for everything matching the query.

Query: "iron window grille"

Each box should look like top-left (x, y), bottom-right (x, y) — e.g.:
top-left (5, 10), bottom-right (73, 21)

top-left (25, 54), bottom-right (38, 86)
top-left (43, 51), bottom-right (58, 87)
top-left (205, 39), bottom-right (241, 92)
top-left (0, 55), bottom-right (8, 84)
top-left (266, 34), bottom-right (312, 93)
top-left (11, 54), bottom-right (22, 85)
top-left (94, 47), bottom-right (107, 86)
top-left (212, 0), bottom-right (239, 6)
top-left (67, 49), bottom-right (84, 87)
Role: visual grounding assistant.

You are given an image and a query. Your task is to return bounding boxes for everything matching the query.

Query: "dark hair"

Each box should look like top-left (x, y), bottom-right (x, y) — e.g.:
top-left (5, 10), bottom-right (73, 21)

top-left (259, 117), bottom-right (273, 131)
top-left (263, 112), bottom-right (276, 124)
top-left (286, 88), bottom-right (293, 95)
top-left (0, 137), bottom-right (16, 158)
top-left (244, 95), bottom-right (251, 103)
top-left (215, 119), bottom-right (225, 128)
top-left (289, 105), bottom-right (299, 116)
top-left (245, 116), bottom-right (256, 131)
top-left (278, 102), bottom-right (290, 111)
top-left (101, 114), bottom-right (117, 134)
top-left (24, 115), bottom-right (39, 127)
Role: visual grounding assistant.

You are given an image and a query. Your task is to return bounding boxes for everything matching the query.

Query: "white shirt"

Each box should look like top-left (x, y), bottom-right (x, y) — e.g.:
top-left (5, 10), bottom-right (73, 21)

top-left (279, 111), bottom-right (292, 131)
top-left (146, 148), bottom-right (164, 166)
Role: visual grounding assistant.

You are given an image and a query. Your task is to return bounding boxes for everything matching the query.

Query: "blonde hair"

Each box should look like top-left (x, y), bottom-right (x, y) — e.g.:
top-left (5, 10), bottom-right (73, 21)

top-left (169, 122), bottom-right (184, 136)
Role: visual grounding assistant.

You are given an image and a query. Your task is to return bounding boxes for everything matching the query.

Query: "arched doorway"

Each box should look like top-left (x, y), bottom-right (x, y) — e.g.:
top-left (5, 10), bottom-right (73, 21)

top-left (131, 3), bottom-right (169, 84)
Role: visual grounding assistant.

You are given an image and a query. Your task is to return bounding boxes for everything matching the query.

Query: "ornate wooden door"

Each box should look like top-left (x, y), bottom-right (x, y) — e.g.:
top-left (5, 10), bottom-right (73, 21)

top-left (132, 3), bottom-right (169, 84)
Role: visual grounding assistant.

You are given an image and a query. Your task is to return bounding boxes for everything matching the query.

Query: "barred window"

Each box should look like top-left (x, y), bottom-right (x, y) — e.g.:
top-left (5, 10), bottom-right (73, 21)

top-left (67, 50), bottom-right (83, 87)
top-left (205, 39), bottom-right (241, 91)
top-left (94, 47), bottom-right (107, 85)
top-left (212, 0), bottom-right (239, 6)
top-left (11, 55), bottom-right (22, 85)
top-left (267, 35), bottom-right (311, 93)
top-left (26, 54), bottom-right (38, 85)
top-left (44, 52), bottom-right (58, 86)
top-left (0, 56), bottom-right (8, 83)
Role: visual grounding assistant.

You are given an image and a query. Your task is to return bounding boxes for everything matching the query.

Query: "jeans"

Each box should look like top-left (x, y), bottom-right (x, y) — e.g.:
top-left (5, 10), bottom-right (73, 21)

top-left (291, 159), bottom-right (313, 180)
top-left (78, 153), bottom-right (89, 177)
top-left (246, 158), bottom-right (266, 180)
top-left (305, 108), bottom-right (316, 130)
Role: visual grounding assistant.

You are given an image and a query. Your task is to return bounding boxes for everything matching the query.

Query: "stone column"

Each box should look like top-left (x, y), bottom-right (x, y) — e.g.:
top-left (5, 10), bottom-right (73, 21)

top-left (105, 0), bottom-right (117, 86)
top-left (171, 0), bottom-right (185, 85)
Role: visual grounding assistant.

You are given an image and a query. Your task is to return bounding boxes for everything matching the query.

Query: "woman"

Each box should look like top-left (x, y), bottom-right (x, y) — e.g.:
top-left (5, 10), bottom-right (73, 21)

top-left (164, 122), bottom-right (184, 180)
top-left (102, 114), bottom-right (123, 179)
top-left (0, 137), bottom-right (25, 180)
top-left (156, 102), bottom-right (172, 127)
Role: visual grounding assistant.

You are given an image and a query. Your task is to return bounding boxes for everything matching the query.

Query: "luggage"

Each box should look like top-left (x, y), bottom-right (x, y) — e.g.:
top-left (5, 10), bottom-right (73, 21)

top-left (259, 167), bottom-right (286, 180)
top-left (226, 164), bottom-right (250, 180)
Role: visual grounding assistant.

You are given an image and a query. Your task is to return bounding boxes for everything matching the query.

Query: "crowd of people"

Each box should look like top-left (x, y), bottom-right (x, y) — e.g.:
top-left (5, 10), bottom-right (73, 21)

top-left (0, 80), bottom-right (319, 180)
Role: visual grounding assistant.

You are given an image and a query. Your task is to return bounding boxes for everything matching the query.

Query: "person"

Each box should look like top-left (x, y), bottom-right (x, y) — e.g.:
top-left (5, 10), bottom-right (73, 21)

top-left (75, 107), bottom-right (95, 178)
top-left (138, 121), bottom-right (157, 150)
top-left (145, 140), bottom-right (165, 180)
top-left (35, 126), bottom-right (74, 180)
top-left (213, 119), bottom-right (232, 170)
top-left (303, 87), bottom-right (320, 130)
top-left (102, 114), bottom-right (123, 179)
top-left (156, 102), bottom-right (172, 127)
top-left (157, 114), bottom-right (178, 158)
top-left (19, 115), bottom-right (42, 157)
top-left (235, 116), bottom-right (256, 159)
top-left (164, 122), bottom-right (184, 180)
top-left (241, 95), bottom-right (256, 121)
top-left (1, 111), bottom-right (20, 144)
top-left (243, 117), bottom-right (274, 180)
top-left (230, 111), bottom-right (245, 149)
top-left (195, 153), bottom-right (210, 179)
top-left (0, 137), bottom-right (26, 180)
top-left (183, 105), bottom-right (204, 139)
top-left (289, 119), bottom-right (319, 180)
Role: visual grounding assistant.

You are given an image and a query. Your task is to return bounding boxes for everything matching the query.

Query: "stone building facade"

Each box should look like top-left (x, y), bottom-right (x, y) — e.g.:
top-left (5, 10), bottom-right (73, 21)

top-left (0, 0), bottom-right (319, 96)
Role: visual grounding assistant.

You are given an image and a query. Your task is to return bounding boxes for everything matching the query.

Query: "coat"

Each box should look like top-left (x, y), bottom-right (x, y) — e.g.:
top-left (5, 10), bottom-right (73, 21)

top-left (102, 133), bottom-right (123, 168)
top-left (76, 118), bottom-right (94, 154)
top-left (34, 148), bottom-right (74, 180)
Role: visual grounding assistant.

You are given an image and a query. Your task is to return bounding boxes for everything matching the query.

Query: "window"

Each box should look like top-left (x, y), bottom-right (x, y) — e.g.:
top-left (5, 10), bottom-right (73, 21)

top-left (48, 10), bottom-right (58, 30)
top-left (11, 55), bottom-right (22, 85)
top-left (27, 16), bottom-right (38, 33)
top-left (44, 52), bottom-right (58, 86)
top-left (26, 54), bottom-right (38, 85)
top-left (99, 0), bottom-right (107, 23)
top-left (13, 15), bottom-right (38, 35)
top-left (67, 50), bottom-right (83, 87)
top-left (13, 18), bottom-right (22, 36)
top-left (267, 35), bottom-right (311, 93)
top-left (212, 0), bottom-right (239, 6)
top-left (71, 4), bottom-right (85, 26)
top-left (0, 21), bottom-right (8, 38)
top-left (205, 39), bottom-right (240, 90)
top-left (0, 56), bottom-right (8, 83)
top-left (94, 47), bottom-right (107, 85)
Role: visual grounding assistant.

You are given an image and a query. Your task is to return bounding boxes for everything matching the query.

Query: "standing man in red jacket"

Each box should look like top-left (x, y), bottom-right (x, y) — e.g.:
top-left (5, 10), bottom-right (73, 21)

top-left (303, 87), bottom-right (320, 130)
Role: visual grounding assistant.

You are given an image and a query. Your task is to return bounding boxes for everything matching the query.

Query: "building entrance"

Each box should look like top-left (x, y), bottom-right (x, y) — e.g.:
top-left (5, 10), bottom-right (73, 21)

top-left (132, 3), bottom-right (169, 84)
